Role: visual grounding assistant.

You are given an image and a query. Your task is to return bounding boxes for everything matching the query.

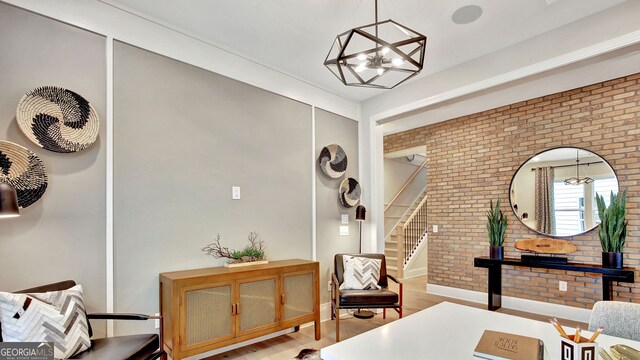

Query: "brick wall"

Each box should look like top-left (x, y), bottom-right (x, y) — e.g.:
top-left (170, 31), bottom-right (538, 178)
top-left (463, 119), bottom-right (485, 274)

top-left (384, 73), bottom-right (640, 308)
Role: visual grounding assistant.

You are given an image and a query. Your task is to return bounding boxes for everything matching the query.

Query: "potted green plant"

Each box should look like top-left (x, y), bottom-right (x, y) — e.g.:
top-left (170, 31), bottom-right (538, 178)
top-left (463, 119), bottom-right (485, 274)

top-left (595, 191), bottom-right (627, 268)
top-left (487, 198), bottom-right (508, 260)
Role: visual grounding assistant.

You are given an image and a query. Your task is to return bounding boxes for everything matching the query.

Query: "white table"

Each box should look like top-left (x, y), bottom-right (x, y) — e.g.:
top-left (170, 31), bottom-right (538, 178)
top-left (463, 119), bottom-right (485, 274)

top-left (321, 302), bottom-right (640, 359)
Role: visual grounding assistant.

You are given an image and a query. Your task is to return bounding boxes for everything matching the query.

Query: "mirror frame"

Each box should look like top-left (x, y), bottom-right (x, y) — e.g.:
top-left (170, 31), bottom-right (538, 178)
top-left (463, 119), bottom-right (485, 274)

top-left (508, 146), bottom-right (619, 238)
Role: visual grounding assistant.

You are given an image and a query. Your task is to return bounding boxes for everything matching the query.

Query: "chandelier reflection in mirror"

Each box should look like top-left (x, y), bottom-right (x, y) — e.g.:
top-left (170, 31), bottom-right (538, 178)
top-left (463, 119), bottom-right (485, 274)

top-left (564, 149), bottom-right (594, 185)
top-left (324, 0), bottom-right (427, 89)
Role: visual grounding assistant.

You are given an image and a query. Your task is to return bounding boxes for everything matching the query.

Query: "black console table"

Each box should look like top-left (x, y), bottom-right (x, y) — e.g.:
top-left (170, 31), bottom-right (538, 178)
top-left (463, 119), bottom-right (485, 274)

top-left (474, 257), bottom-right (635, 311)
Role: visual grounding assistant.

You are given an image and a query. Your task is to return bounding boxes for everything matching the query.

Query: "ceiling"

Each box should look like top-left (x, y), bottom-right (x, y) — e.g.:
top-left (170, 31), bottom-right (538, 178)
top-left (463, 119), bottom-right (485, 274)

top-left (532, 148), bottom-right (598, 162)
top-left (104, 0), bottom-right (627, 102)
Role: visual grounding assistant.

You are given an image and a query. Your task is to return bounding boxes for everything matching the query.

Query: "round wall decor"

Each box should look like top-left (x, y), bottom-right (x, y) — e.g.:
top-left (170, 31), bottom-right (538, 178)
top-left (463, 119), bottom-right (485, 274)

top-left (318, 144), bottom-right (347, 178)
top-left (0, 140), bottom-right (48, 208)
top-left (339, 177), bottom-right (361, 208)
top-left (16, 86), bottom-right (100, 153)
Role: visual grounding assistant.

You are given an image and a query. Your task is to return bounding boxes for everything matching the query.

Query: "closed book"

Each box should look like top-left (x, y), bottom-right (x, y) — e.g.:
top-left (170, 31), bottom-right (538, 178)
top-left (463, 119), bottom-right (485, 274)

top-left (473, 330), bottom-right (544, 360)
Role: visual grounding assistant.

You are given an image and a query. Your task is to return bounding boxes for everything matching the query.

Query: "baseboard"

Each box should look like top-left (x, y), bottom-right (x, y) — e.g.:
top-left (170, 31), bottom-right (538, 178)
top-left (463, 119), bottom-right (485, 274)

top-left (402, 267), bottom-right (427, 279)
top-left (426, 284), bottom-right (592, 323)
top-left (182, 328), bottom-right (295, 359)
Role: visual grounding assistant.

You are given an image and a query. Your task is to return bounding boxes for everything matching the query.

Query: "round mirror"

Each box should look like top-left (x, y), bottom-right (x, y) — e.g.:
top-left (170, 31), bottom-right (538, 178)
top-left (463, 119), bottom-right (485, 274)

top-left (510, 147), bottom-right (618, 237)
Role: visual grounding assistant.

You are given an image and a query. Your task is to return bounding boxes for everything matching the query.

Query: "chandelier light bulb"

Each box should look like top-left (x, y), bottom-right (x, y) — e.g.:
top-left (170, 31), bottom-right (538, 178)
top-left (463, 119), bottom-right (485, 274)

top-left (357, 54), bottom-right (367, 60)
top-left (377, 67), bottom-right (384, 75)
top-left (392, 58), bottom-right (404, 66)
top-left (355, 63), bottom-right (366, 73)
top-left (381, 47), bottom-right (390, 55)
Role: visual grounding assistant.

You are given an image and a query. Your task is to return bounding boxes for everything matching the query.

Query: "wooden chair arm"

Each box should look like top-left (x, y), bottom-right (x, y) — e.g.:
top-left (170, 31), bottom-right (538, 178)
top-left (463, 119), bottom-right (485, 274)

top-left (332, 273), bottom-right (340, 299)
top-left (87, 313), bottom-right (161, 321)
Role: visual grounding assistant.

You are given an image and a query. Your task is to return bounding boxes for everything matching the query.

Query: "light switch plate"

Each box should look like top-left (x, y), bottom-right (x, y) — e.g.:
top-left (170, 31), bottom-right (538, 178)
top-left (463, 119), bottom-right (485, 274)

top-left (232, 186), bottom-right (241, 200)
top-left (433, 225), bottom-right (438, 233)
top-left (339, 226), bottom-right (349, 236)
top-left (154, 313), bottom-right (160, 329)
top-left (341, 214), bottom-right (349, 224)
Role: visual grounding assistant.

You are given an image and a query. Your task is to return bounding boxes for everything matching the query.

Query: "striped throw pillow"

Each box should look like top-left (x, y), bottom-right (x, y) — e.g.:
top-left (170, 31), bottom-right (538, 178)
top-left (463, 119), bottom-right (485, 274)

top-left (339, 255), bottom-right (382, 290)
top-left (0, 284), bottom-right (91, 359)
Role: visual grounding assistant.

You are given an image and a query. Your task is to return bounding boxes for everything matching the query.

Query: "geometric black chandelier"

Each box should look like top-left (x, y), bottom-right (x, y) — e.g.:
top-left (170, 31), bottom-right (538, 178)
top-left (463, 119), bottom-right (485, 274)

top-left (324, 0), bottom-right (427, 89)
top-left (564, 150), bottom-right (594, 185)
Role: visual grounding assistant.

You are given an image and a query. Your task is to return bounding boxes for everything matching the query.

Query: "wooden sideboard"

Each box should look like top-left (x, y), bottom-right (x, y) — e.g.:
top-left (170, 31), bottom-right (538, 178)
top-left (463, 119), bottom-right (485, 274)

top-left (160, 259), bottom-right (320, 360)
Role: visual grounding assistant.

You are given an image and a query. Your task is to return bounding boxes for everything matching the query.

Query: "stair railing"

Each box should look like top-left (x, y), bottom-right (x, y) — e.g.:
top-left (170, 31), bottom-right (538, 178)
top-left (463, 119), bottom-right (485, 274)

top-left (395, 195), bottom-right (428, 278)
top-left (384, 161), bottom-right (426, 213)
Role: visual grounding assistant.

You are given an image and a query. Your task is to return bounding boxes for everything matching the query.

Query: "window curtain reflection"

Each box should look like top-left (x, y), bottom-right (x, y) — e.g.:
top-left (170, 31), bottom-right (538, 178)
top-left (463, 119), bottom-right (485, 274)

top-left (535, 167), bottom-right (555, 233)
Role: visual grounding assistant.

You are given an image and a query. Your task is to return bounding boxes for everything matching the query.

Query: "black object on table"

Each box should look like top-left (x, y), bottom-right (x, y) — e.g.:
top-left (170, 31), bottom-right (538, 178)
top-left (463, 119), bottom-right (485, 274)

top-left (474, 257), bottom-right (635, 311)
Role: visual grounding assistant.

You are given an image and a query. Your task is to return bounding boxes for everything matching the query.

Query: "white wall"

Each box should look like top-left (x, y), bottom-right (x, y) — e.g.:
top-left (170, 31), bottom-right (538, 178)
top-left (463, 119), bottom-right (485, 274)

top-left (4, 0), bottom-right (359, 121)
top-left (0, 2), bottom-right (107, 337)
top-left (383, 156), bottom-right (425, 204)
top-left (0, 1), bottom-right (362, 338)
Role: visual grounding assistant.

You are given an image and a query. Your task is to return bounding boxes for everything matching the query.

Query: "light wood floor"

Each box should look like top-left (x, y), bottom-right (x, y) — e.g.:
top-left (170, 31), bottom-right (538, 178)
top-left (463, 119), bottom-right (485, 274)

top-left (204, 276), bottom-right (586, 360)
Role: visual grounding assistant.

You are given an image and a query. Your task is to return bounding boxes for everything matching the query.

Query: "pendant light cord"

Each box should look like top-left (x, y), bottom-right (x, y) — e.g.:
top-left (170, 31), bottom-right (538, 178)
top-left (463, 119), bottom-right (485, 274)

top-left (375, 0), bottom-right (379, 38)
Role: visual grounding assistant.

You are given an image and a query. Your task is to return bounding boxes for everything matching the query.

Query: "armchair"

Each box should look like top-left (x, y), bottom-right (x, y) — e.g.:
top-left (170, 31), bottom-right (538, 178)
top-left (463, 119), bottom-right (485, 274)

top-left (6, 280), bottom-right (164, 360)
top-left (331, 254), bottom-right (403, 342)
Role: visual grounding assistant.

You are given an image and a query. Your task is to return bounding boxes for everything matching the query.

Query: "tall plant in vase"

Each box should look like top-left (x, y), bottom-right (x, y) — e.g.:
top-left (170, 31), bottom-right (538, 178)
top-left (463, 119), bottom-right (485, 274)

top-left (595, 191), bottom-right (627, 268)
top-left (487, 198), bottom-right (508, 260)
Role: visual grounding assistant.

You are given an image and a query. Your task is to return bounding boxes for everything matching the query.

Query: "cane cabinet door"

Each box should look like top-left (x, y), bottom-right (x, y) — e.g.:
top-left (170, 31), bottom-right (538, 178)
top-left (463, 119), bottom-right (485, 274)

top-left (236, 275), bottom-right (279, 336)
top-left (282, 270), bottom-right (315, 325)
top-left (181, 281), bottom-right (235, 351)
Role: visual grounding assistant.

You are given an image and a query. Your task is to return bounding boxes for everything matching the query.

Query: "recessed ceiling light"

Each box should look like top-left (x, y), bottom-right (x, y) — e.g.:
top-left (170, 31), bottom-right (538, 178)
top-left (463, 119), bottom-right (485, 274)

top-left (452, 5), bottom-right (483, 25)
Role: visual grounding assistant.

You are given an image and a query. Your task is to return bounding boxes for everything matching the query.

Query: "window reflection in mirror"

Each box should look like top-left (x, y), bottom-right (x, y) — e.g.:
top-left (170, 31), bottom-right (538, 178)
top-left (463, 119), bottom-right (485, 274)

top-left (509, 147), bottom-right (618, 237)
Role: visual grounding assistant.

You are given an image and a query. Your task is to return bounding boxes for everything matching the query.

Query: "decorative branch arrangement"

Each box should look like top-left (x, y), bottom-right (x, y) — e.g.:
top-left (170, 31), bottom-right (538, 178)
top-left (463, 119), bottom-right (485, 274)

top-left (202, 232), bottom-right (266, 264)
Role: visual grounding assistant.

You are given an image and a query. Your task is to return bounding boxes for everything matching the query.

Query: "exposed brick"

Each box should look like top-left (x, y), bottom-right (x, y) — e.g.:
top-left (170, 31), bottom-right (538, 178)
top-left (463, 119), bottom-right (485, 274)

top-left (383, 72), bottom-right (640, 309)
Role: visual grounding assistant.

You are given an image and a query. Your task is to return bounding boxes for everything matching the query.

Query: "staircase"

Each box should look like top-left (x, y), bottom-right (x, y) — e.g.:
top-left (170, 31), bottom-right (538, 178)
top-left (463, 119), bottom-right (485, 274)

top-left (384, 190), bottom-right (427, 278)
top-left (383, 160), bottom-right (428, 279)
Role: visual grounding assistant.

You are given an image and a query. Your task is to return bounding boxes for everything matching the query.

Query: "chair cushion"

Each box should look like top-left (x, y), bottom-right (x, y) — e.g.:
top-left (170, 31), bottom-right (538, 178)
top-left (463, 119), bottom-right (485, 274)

top-left (589, 301), bottom-right (640, 342)
top-left (0, 284), bottom-right (91, 359)
top-left (71, 334), bottom-right (159, 360)
top-left (339, 255), bottom-right (382, 290)
top-left (339, 289), bottom-right (399, 306)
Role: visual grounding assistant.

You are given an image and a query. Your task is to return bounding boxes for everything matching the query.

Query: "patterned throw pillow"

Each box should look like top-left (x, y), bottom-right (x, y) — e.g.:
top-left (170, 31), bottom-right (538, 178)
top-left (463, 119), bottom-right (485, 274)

top-left (0, 284), bottom-right (91, 359)
top-left (339, 255), bottom-right (382, 290)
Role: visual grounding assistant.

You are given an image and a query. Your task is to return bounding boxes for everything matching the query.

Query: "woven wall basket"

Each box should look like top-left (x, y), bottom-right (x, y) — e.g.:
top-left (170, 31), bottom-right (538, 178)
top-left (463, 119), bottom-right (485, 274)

top-left (16, 86), bottom-right (100, 153)
top-left (318, 144), bottom-right (347, 178)
top-left (339, 177), bottom-right (361, 208)
top-left (0, 140), bottom-right (48, 208)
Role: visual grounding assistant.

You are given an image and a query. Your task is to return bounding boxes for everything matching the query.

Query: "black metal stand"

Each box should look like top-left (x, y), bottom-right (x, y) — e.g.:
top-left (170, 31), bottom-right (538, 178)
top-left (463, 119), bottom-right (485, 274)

top-left (358, 221), bottom-right (363, 253)
top-left (353, 309), bottom-right (375, 319)
top-left (474, 257), bottom-right (635, 311)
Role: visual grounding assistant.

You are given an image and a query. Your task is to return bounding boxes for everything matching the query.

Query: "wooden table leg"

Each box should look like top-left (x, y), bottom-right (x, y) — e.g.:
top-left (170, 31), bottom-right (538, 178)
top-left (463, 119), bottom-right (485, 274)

top-left (314, 318), bottom-right (321, 340)
top-left (488, 264), bottom-right (502, 311)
